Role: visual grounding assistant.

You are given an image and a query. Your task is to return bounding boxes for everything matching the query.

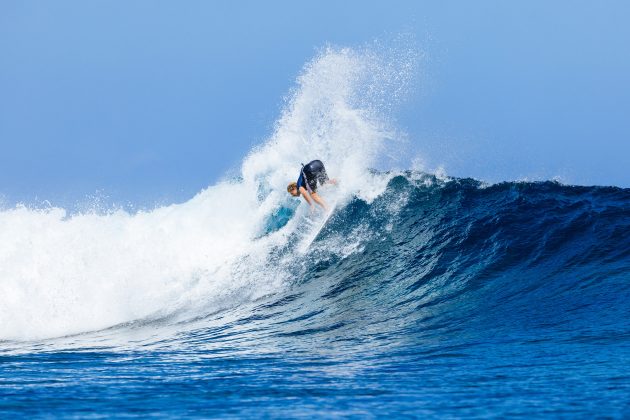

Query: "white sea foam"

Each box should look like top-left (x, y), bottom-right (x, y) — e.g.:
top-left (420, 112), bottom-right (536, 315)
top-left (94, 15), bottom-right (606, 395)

top-left (0, 45), bottom-right (417, 340)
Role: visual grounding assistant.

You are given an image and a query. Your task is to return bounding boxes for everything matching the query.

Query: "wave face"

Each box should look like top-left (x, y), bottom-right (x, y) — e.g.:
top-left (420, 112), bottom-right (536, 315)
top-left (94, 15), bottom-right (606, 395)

top-left (2, 47), bottom-right (629, 417)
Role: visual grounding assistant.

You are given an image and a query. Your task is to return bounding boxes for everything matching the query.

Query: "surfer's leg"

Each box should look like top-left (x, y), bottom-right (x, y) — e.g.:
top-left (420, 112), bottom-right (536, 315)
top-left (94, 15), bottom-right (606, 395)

top-left (309, 161), bottom-right (329, 186)
top-left (316, 170), bottom-right (329, 186)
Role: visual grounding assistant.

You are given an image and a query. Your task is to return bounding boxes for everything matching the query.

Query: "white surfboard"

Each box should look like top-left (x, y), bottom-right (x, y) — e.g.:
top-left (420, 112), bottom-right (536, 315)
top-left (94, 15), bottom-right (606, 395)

top-left (298, 203), bottom-right (336, 253)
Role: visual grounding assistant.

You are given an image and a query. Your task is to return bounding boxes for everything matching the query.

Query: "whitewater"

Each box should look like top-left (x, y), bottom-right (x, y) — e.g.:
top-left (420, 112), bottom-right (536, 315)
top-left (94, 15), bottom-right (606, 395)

top-left (1, 46), bottom-right (629, 418)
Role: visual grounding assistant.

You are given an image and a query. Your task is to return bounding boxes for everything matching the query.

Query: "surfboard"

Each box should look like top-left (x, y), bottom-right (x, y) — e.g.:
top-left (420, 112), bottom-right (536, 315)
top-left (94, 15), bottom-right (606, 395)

top-left (298, 203), bottom-right (336, 253)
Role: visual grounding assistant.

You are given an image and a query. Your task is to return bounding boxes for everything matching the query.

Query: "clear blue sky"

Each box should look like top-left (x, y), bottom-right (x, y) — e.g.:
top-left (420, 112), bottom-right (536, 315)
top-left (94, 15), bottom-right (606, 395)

top-left (1, 1), bottom-right (629, 207)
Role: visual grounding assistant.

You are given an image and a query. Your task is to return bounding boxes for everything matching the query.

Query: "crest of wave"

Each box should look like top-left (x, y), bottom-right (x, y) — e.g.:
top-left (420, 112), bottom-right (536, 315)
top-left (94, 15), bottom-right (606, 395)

top-left (243, 44), bottom-right (417, 202)
top-left (0, 45), bottom-right (417, 341)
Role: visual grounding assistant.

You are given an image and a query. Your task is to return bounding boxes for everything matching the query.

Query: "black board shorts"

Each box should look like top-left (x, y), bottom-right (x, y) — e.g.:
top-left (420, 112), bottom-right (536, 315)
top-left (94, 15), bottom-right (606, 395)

top-left (301, 160), bottom-right (329, 192)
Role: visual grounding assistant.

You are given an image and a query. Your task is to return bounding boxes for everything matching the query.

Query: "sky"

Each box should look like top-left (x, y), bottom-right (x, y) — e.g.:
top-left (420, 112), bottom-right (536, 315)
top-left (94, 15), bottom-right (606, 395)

top-left (1, 1), bottom-right (629, 207)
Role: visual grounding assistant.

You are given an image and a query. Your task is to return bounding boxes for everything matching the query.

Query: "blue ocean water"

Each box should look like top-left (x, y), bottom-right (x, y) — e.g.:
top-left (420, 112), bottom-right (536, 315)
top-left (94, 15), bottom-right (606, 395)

top-left (2, 45), bottom-right (629, 418)
top-left (1, 174), bottom-right (629, 417)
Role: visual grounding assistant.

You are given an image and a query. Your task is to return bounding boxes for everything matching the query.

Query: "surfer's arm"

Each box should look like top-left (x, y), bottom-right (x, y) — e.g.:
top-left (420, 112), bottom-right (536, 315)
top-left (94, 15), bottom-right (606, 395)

top-left (310, 192), bottom-right (329, 211)
top-left (299, 187), bottom-right (314, 208)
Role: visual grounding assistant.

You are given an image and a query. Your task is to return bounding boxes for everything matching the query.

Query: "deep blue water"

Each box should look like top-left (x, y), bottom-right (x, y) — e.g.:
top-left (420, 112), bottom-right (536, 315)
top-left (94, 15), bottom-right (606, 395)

top-left (2, 174), bottom-right (629, 417)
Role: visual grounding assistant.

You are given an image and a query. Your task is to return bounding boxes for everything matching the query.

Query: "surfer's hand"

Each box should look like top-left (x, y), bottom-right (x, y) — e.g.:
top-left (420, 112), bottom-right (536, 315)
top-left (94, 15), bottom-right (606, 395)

top-left (309, 205), bottom-right (316, 215)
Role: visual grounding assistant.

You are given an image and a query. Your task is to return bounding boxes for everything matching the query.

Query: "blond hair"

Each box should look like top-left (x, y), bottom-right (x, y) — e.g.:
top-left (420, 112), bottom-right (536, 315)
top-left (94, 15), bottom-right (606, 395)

top-left (287, 182), bottom-right (298, 192)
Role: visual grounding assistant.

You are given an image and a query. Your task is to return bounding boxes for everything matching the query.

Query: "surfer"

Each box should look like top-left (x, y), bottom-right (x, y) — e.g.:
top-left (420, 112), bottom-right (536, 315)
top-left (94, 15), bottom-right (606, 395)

top-left (287, 160), bottom-right (336, 211)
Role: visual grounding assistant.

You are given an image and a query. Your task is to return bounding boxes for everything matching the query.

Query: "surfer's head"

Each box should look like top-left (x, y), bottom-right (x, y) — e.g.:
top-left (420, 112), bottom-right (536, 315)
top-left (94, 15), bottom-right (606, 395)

top-left (287, 182), bottom-right (299, 197)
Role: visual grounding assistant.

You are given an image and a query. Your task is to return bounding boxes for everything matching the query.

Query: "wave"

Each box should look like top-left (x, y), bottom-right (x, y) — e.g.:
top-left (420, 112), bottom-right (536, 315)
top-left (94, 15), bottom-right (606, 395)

top-left (3, 171), bottom-right (628, 346)
top-left (0, 45), bottom-right (417, 341)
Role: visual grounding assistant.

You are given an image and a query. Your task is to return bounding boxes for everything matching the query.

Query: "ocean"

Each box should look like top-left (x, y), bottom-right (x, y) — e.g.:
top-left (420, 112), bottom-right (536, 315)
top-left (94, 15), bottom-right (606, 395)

top-left (1, 47), bottom-right (629, 418)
